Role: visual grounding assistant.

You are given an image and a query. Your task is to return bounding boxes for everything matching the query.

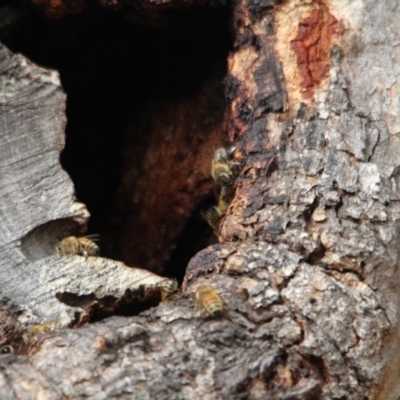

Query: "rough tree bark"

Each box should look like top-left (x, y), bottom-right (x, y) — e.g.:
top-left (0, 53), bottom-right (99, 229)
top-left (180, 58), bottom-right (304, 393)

top-left (0, 0), bottom-right (399, 399)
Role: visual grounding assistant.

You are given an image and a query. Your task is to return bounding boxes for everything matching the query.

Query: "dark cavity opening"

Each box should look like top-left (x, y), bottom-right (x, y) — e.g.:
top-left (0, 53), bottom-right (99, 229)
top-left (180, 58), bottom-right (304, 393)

top-left (56, 286), bottom-right (161, 325)
top-left (2, 2), bottom-right (232, 281)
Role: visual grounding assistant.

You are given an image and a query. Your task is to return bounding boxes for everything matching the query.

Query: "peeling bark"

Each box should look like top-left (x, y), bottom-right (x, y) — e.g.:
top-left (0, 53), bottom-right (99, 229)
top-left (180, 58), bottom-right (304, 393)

top-left (1, 0), bottom-right (400, 399)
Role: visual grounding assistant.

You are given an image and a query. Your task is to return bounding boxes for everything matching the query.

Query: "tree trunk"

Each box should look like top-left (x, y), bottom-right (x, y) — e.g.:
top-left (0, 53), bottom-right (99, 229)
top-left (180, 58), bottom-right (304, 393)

top-left (0, 0), bottom-right (399, 399)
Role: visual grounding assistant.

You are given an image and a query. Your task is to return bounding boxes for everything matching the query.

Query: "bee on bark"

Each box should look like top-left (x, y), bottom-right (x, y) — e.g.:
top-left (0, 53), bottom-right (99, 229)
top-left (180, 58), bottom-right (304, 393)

top-left (160, 278), bottom-right (179, 305)
top-left (200, 205), bottom-right (221, 234)
top-left (22, 320), bottom-right (61, 344)
top-left (0, 345), bottom-right (13, 354)
top-left (216, 185), bottom-right (235, 216)
top-left (194, 286), bottom-right (224, 318)
top-left (211, 147), bottom-right (236, 187)
top-left (202, 146), bottom-right (238, 233)
top-left (55, 234), bottom-right (100, 258)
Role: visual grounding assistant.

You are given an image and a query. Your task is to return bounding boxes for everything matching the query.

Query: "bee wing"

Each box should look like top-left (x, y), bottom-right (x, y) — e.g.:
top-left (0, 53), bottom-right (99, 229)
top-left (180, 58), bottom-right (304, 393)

top-left (226, 145), bottom-right (236, 157)
top-left (81, 234), bottom-right (100, 242)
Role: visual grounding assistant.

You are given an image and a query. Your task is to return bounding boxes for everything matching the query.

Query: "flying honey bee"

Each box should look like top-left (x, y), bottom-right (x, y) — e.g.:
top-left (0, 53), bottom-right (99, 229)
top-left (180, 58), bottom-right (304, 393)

top-left (55, 234), bottom-right (100, 258)
top-left (160, 278), bottom-right (179, 305)
top-left (0, 345), bottom-right (13, 355)
top-left (211, 147), bottom-right (236, 187)
top-left (22, 320), bottom-right (61, 344)
top-left (194, 286), bottom-right (224, 318)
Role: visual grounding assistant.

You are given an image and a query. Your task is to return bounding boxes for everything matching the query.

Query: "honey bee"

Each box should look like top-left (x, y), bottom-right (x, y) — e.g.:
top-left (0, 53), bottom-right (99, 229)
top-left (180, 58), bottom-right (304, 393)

top-left (216, 185), bottom-right (235, 216)
top-left (200, 205), bottom-right (221, 233)
top-left (194, 286), bottom-right (224, 318)
top-left (55, 234), bottom-right (100, 258)
top-left (202, 147), bottom-right (237, 234)
top-left (201, 186), bottom-right (235, 232)
top-left (22, 320), bottom-right (61, 344)
top-left (160, 278), bottom-right (179, 305)
top-left (0, 345), bottom-right (13, 355)
top-left (214, 146), bottom-right (236, 163)
top-left (211, 147), bottom-right (236, 187)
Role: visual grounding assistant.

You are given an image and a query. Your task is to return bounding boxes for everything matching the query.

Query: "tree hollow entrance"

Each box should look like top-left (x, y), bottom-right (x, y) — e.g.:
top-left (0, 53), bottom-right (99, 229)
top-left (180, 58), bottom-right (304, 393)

top-left (3, 3), bottom-right (233, 280)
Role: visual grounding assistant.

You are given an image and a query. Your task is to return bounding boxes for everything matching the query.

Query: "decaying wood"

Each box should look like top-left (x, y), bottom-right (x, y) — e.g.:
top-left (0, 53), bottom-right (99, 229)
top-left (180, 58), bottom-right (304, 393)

top-left (3, 255), bottom-right (168, 329)
top-left (110, 82), bottom-right (229, 274)
top-left (1, 0), bottom-right (400, 399)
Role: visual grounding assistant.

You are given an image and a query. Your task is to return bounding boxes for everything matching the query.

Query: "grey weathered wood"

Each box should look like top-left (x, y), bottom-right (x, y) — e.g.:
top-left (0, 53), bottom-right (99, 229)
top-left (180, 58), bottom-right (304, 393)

top-left (0, 45), bottom-right (166, 329)
top-left (2, 255), bottom-right (167, 327)
top-left (1, 0), bottom-right (400, 399)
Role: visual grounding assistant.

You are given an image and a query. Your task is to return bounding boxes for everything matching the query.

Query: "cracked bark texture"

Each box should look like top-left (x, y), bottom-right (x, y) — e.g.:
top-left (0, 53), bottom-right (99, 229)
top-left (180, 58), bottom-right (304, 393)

top-left (1, 0), bottom-right (400, 399)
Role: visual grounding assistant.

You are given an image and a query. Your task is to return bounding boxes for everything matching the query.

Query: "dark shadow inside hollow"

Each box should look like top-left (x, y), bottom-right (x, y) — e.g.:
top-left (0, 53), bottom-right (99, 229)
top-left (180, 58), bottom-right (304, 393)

top-left (163, 195), bottom-right (219, 281)
top-left (56, 286), bottom-right (161, 323)
top-left (2, 3), bottom-right (232, 280)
